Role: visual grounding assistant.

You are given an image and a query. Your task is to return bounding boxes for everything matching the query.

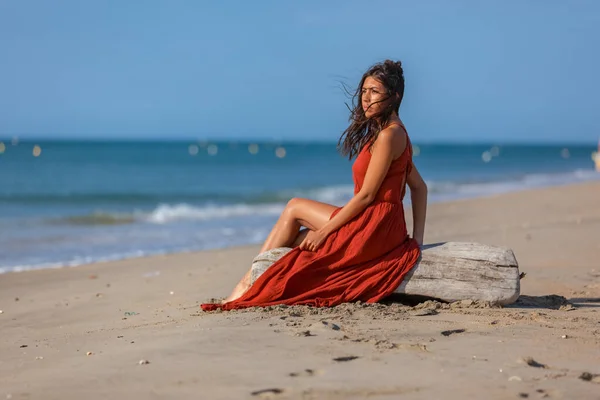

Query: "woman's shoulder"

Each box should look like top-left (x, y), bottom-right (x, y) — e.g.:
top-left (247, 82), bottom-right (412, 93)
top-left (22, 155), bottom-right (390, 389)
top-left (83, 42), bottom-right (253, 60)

top-left (388, 119), bottom-right (408, 136)
top-left (378, 119), bottom-right (408, 138)
top-left (374, 122), bottom-right (409, 157)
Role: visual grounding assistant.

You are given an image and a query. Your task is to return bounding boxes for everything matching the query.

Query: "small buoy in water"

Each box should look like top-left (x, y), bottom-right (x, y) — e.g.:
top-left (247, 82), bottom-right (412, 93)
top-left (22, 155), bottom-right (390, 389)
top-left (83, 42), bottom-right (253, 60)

top-left (412, 144), bottom-right (421, 156)
top-left (275, 146), bottom-right (286, 158)
top-left (481, 151), bottom-right (492, 163)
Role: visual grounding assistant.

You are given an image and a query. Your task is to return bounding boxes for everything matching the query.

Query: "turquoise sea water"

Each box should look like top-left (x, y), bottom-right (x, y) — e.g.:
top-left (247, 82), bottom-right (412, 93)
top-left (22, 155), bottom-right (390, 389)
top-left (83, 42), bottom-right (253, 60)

top-left (0, 139), bottom-right (598, 272)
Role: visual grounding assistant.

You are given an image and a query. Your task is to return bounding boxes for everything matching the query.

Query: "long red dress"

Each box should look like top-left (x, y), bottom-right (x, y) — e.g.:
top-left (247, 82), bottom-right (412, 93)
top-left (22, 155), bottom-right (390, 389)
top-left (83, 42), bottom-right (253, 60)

top-left (201, 133), bottom-right (421, 311)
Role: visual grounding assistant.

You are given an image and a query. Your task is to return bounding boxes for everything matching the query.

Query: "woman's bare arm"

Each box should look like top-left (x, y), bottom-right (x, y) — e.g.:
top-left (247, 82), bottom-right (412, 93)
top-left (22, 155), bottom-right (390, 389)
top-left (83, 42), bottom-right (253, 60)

top-left (406, 161), bottom-right (427, 245)
top-left (319, 127), bottom-right (406, 236)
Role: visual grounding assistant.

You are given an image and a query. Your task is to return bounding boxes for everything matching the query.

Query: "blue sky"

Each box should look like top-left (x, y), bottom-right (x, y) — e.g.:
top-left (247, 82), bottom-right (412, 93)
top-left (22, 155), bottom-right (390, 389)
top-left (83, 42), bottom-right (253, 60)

top-left (1, 1), bottom-right (599, 143)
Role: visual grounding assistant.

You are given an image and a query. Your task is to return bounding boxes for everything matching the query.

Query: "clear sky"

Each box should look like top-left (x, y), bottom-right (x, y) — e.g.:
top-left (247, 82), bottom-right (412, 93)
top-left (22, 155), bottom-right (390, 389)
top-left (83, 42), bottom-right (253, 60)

top-left (1, 0), bottom-right (599, 143)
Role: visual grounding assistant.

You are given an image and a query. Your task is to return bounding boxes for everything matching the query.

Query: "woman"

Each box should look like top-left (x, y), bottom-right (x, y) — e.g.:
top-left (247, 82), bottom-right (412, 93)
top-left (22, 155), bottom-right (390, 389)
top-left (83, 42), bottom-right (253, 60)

top-left (202, 59), bottom-right (428, 311)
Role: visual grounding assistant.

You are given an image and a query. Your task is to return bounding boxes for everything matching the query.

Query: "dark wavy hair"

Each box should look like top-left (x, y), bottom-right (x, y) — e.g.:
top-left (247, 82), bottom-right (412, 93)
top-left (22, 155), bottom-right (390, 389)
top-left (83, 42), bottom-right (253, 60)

top-left (337, 60), bottom-right (405, 160)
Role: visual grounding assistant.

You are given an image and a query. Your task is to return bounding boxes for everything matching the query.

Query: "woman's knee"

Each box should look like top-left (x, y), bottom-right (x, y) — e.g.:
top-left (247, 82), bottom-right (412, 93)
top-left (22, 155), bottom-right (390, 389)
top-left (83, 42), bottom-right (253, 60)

top-left (284, 197), bottom-right (302, 219)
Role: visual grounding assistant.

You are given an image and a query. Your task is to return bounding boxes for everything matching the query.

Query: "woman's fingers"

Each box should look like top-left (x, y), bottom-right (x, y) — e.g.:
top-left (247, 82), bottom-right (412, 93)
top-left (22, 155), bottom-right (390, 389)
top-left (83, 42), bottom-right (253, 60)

top-left (300, 239), bottom-right (316, 252)
top-left (299, 238), bottom-right (312, 251)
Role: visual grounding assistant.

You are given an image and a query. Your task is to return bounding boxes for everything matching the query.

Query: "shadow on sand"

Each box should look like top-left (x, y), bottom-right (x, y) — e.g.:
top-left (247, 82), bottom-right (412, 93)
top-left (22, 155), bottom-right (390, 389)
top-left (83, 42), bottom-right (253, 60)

top-left (382, 294), bottom-right (599, 309)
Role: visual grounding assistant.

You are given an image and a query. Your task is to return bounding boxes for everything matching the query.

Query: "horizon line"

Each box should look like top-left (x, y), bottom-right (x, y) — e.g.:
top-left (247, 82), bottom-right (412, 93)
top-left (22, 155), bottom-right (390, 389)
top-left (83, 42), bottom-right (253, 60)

top-left (0, 136), bottom-right (597, 147)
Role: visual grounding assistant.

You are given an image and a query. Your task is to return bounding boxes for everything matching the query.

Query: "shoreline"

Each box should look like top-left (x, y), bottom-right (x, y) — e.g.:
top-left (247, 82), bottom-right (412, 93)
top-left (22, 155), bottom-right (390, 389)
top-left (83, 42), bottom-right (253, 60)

top-left (2, 178), bottom-right (599, 275)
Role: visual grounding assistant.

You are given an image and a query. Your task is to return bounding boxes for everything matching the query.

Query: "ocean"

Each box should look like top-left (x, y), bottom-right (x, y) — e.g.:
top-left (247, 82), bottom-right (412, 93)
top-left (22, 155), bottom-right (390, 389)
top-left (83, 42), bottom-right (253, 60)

top-left (0, 139), bottom-right (598, 273)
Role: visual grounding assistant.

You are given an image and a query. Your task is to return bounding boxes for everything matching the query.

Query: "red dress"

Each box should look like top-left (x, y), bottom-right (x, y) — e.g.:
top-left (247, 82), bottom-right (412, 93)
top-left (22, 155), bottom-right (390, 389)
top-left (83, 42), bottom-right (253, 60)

top-left (201, 133), bottom-right (421, 311)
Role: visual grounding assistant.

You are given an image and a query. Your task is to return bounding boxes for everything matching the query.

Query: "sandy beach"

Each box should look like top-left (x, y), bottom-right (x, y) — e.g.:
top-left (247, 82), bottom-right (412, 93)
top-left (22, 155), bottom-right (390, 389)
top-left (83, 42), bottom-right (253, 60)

top-left (1, 181), bottom-right (599, 400)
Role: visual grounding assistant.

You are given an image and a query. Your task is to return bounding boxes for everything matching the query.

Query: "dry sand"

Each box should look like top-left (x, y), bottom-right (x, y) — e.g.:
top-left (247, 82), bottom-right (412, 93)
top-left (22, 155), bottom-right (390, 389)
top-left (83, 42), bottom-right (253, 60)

top-left (1, 181), bottom-right (600, 399)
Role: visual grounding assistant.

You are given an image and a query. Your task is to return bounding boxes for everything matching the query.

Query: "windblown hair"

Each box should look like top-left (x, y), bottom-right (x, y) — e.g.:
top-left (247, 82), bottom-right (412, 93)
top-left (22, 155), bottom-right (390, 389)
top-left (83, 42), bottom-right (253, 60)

top-left (338, 60), bottom-right (405, 160)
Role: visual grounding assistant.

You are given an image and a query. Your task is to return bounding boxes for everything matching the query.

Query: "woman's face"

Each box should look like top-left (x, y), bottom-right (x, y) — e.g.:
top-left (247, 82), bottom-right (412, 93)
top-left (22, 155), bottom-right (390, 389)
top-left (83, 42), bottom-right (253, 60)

top-left (361, 76), bottom-right (388, 118)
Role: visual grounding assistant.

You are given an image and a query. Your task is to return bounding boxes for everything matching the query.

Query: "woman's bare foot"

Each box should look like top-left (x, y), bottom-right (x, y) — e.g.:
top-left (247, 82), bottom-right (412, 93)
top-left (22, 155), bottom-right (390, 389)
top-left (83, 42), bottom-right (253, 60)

top-left (223, 280), bottom-right (250, 303)
top-left (222, 269), bottom-right (252, 303)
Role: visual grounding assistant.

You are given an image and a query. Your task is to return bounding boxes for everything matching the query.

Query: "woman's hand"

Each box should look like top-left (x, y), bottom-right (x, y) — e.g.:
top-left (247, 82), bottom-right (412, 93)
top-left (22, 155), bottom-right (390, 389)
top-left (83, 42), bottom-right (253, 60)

top-left (299, 229), bottom-right (329, 252)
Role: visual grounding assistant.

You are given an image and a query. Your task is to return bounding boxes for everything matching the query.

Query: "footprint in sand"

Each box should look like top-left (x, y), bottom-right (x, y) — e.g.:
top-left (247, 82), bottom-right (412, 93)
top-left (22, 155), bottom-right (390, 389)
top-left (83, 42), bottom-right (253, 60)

top-left (250, 388), bottom-right (285, 398)
top-left (289, 368), bottom-right (321, 377)
top-left (320, 321), bottom-right (341, 330)
top-left (332, 356), bottom-right (359, 362)
top-left (294, 330), bottom-right (315, 337)
top-left (302, 321), bottom-right (346, 339)
top-left (286, 320), bottom-right (345, 339)
top-left (441, 328), bottom-right (466, 337)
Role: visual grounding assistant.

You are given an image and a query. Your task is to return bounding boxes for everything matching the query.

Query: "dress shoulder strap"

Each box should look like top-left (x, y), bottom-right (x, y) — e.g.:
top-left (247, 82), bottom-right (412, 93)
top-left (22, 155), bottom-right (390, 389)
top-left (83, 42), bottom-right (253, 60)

top-left (399, 130), bottom-right (413, 200)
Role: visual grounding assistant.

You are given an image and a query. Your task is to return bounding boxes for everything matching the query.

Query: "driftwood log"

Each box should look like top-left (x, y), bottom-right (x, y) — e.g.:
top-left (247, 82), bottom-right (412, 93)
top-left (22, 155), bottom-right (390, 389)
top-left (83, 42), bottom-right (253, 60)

top-left (250, 241), bottom-right (520, 306)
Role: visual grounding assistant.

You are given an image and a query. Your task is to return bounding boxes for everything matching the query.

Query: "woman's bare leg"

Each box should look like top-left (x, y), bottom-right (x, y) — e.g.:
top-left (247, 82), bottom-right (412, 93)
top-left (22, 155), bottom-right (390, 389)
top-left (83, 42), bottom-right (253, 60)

top-left (223, 229), bottom-right (312, 303)
top-left (223, 198), bottom-right (337, 303)
top-left (259, 198), bottom-right (337, 253)
top-left (223, 269), bottom-right (253, 303)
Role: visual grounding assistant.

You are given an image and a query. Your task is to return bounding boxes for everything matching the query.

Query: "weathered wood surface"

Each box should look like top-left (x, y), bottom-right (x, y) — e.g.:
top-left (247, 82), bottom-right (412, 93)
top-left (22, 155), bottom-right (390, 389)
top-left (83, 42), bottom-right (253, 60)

top-left (250, 241), bottom-right (521, 305)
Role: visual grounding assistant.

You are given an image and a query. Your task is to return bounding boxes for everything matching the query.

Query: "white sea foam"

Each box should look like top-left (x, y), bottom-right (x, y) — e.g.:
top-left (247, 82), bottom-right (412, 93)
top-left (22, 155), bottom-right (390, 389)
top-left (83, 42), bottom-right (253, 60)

top-left (425, 168), bottom-right (599, 202)
top-left (0, 226), bottom-right (271, 274)
top-left (139, 185), bottom-right (354, 224)
top-left (143, 202), bottom-right (286, 223)
top-left (0, 250), bottom-right (149, 274)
